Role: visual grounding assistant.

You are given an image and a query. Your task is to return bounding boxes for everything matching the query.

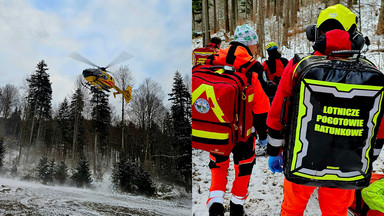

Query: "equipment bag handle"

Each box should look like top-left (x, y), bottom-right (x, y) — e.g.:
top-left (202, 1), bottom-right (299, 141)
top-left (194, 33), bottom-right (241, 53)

top-left (208, 65), bottom-right (236, 74)
top-left (327, 50), bottom-right (361, 60)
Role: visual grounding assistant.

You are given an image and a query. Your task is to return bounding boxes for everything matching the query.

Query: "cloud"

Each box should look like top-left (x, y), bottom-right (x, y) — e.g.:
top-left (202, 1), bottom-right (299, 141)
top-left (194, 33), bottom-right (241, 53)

top-left (0, 0), bottom-right (191, 112)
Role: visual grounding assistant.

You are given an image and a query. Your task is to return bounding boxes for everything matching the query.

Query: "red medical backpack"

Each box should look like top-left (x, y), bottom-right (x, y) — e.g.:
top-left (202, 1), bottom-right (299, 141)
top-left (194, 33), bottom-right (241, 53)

top-left (192, 64), bottom-right (254, 155)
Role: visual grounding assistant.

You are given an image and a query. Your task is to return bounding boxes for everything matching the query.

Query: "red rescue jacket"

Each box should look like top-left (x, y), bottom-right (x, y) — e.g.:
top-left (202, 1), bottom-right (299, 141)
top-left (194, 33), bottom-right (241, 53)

top-left (266, 29), bottom-right (384, 156)
top-left (209, 41), bottom-right (270, 137)
top-left (208, 41), bottom-right (270, 114)
top-left (262, 58), bottom-right (288, 83)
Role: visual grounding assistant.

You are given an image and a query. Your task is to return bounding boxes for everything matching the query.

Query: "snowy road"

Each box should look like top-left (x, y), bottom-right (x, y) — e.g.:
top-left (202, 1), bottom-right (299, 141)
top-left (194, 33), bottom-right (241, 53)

top-left (0, 177), bottom-right (190, 216)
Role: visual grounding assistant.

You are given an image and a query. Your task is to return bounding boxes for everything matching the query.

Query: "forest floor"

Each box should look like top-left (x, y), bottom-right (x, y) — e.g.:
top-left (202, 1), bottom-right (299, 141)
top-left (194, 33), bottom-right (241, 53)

top-left (0, 177), bottom-right (190, 216)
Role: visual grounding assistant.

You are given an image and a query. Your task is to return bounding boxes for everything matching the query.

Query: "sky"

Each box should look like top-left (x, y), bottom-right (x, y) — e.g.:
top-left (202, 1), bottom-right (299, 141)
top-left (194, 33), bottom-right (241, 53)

top-left (0, 0), bottom-right (192, 112)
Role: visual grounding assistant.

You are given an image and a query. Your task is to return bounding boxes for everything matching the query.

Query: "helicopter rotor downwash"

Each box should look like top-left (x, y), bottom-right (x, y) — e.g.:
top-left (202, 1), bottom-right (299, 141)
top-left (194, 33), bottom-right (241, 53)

top-left (68, 52), bottom-right (133, 103)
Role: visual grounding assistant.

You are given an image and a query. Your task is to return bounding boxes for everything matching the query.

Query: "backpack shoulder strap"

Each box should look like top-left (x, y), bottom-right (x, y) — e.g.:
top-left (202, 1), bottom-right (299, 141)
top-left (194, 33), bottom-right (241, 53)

top-left (292, 54), bottom-right (302, 66)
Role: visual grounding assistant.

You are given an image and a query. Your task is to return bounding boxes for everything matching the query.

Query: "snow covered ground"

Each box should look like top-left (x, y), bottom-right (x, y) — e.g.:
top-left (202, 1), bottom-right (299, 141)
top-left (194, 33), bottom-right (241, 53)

top-left (192, 149), bottom-right (384, 216)
top-left (192, 0), bottom-right (384, 215)
top-left (0, 177), bottom-right (190, 216)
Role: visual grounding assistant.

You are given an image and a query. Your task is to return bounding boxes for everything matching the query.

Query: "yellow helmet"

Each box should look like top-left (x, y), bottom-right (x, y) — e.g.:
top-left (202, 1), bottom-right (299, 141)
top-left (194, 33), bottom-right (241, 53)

top-left (265, 42), bottom-right (278, 50)
top-left (317, 4), bottom-right (357, 32)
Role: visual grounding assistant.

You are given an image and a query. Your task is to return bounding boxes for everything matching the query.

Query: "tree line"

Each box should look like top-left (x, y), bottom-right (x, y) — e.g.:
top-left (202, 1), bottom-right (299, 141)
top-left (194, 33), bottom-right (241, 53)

top-left (0, 59), bottom-right (191, 194)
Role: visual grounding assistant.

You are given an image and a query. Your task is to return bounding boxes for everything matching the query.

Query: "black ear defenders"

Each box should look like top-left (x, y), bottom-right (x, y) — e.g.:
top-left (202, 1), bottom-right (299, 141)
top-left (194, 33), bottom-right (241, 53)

top-left (350, 31), bottom-right (367, 50)
top-left (306, 24), bottom-right (319, 42)
top-left (305, 24), bottom-right (369, 50)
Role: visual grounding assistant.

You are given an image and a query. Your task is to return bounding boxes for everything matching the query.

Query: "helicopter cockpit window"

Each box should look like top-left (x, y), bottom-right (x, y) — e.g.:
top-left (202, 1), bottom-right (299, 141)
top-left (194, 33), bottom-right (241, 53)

top-left (100, 73), bottom-right (108, 80)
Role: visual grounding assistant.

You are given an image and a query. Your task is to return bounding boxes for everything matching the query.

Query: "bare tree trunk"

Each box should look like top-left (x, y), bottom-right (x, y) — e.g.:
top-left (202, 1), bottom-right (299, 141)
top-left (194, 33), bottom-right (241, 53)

top-left (257, 0), bottom-right (265, 58)
top-left (231, 0), bottom-right (236, 34)
top-left (192, 9), bottom-right (196, 32)
top-left (26, 102), bottom-right (37, 163)
top-left (323, 0), bottom-right (329, 8)
top-left (291, 0), bottom-right (297, 25)
top-left (266, 0), bottom-right (270, 18)
top-left (377, 0), bottom-right (384, 34)
top-left (277, 0), bottom-right (283, 18)
top-left (121, 97), bottom-right (125, 150)
top-left (358, 0), bottom-right (361, 32)
top-left (250, 0), bottom-right (254, 21)
top-left (36, 118), bottom-right (42, 146)
top-left (213, 0), bottom-right (218, 33)
top-left (93, 133), bottom-right (97, 175)
top-left (202, 0), bottom-right (210, 45)
top-left (282, 0), bottom-right (290, 46)
top-left (17, 106), bottom-right (27, 165)
top-left (72, 112), bottom-right (79, 162)
top-left (347, 0), bottom-right (353, 9)
top-left (224, 0), bottom-right (230, 34)
top-left (235, 0), bottom-right (239, 23)
top-left (273, 0), bottom-right (277, 15)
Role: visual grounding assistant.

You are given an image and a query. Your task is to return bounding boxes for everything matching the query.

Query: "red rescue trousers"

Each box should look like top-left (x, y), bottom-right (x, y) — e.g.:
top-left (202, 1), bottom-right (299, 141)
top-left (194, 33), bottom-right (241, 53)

top-left (208, 136), bottom-right (255, 205)
top-left (281, 178), bottom-right (354, 216)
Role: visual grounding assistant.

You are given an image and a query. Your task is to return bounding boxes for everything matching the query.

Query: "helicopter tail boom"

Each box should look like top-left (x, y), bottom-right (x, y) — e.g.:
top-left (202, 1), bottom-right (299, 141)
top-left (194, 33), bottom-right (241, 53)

top-left (113, 86), bottom-right (132, 103)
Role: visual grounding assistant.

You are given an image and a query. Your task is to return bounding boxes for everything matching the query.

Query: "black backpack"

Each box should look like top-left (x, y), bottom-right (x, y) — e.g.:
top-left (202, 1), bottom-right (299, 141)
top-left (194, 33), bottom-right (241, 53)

top-left (282, 50), bottom-right (384, 189)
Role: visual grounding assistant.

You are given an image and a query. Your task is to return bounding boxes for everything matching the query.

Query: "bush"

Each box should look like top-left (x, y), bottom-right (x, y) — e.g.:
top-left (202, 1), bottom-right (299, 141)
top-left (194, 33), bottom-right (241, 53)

top-left (134, 166), bottom-right (155, 196)
top-left (112, 155), bottom-right (136, 193)
top-left (112, 152), bottom-right (155, 196)
top-left (36, 156), bottom-right (54, 184)
top-left (54, 161), bottom-right (68, 184)
top-left (71, 156), bottom-right (92, 187)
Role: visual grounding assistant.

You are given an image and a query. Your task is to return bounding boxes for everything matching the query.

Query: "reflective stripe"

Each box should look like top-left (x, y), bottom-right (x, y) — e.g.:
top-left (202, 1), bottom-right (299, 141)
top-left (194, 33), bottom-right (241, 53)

top-left (192, 84), bottom-right (226, 123)
top-left (239, 155), bottom-right (255, 165)
top-left (209, 154), bottom-right (216, 162)
top-left (267, 135), bottom-right (283, 147)
top-left (248, 93), bottom-right (254, 103)
top-left (246, 128), bottom-right (252, 137)
top-left (373, 148), bottom-right (381, 156)
top-left (231, 194), bottom-right (248, 205)
top-left (207, 190), bottom-right (225, 208)
top-left (192, 129), bottom-right (229, 140)
top-left (209, 190), bottom-right (225, 198)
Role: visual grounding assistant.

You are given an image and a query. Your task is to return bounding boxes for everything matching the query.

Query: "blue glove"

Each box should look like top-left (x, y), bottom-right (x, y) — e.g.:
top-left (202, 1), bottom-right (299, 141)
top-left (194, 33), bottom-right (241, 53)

top-left (268, 154), bottom-right (283, 174)
top-left (258, 138), bottom-right (268, 147)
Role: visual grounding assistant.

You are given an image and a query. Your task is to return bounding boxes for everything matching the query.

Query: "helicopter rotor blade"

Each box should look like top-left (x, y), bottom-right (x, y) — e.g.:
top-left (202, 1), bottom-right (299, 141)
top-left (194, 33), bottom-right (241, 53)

top-left (68, 52), bottom-right (100, 68)
top-left (105, 51), bottom-right (133, 69)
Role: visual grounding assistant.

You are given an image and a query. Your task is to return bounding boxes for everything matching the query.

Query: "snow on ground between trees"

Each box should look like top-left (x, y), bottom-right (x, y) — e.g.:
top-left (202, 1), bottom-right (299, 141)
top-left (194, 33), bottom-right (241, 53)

top-left (0, 176), bottom-right (190, 216)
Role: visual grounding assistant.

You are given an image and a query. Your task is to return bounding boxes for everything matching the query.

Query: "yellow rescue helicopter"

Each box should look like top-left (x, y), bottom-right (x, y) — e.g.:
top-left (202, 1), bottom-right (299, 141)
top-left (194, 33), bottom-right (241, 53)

top-left (69, 52), bottom-right (133, 103)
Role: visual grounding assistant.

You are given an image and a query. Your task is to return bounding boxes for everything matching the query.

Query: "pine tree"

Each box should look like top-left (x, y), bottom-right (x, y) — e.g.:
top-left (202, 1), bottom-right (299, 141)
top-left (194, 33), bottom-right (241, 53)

top-left (134, 164), bottom-right (155, 196)
top-left (36, 156), bottom-right (54, 184)
top-left (27, 60), bottom-right (52, 121)
top-left (6, 107), bottom-right (21, 137)
top-left (111, 151), bottom-right (136, 192)
top-left (57, 98), bottom-right (71, 158)
top-left (54, 161), bottom-right (68, 184)
top-left (0, 137), bottom-right (5, 169)
top-left (71, 155), bottom-right (92, 187)
top-left (69, 87), bottom-right (85, 160)
top-left (90, 87), bottom-right (111, 157)
top-left (168, 71), bottom-right (192, 191)
top-left (26, 60), bottom-right (52, 157)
